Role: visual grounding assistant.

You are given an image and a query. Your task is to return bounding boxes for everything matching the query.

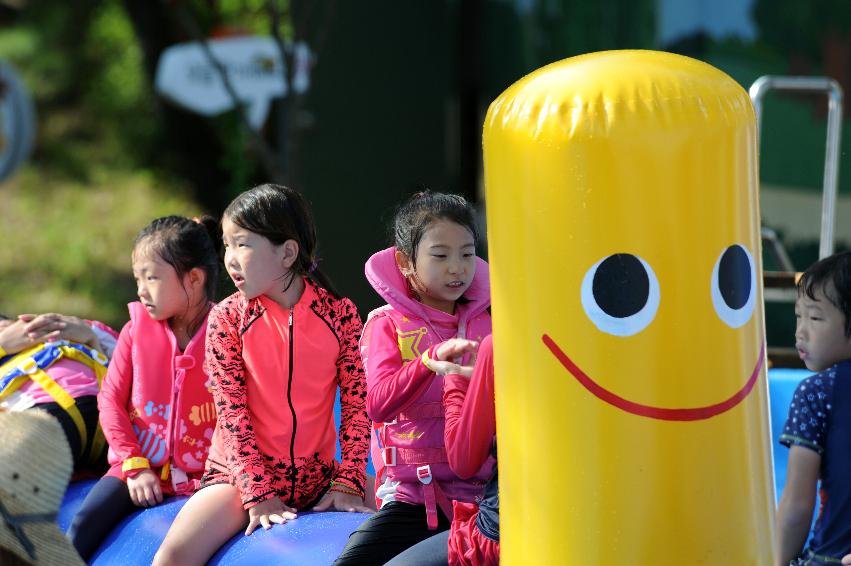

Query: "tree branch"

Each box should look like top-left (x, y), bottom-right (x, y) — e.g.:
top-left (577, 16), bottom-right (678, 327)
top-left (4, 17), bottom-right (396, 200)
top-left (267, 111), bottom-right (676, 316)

top-left (169, 0), bottom-right (285, 183)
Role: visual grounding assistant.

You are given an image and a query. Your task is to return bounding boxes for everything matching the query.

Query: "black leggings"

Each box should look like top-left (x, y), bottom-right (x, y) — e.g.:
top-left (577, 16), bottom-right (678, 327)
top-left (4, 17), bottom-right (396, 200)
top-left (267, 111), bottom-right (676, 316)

top-left (67, 476), bottom-right (138, 561)
top-left (32, 395), bottom-right (107, 474)
top-left (333, 501), bottom-right (451, 566)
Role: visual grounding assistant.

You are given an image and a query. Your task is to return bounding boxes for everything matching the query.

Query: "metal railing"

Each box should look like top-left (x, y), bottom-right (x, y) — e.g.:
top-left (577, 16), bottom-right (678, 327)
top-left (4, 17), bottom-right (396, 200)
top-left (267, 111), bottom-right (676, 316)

top-left (749, 76), bottom-right (843, 260)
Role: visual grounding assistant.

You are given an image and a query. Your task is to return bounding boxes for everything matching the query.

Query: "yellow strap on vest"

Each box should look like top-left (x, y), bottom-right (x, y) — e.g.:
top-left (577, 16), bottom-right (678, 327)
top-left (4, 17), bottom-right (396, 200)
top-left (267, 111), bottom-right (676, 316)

top-left (160, 461), bottom-right (170, 481)
top-left (58, 346), bottom-right (108, 384)
top-left (1, 344), bottom-right (109, 464)
top-left (0, 343), bottom-right (107, 399)
top-left (26, 365), bottom-right (89, 453)
top-left (0, 345), bottom-right (49, 397)
top-left (86, 424), bottom-right (107, 467)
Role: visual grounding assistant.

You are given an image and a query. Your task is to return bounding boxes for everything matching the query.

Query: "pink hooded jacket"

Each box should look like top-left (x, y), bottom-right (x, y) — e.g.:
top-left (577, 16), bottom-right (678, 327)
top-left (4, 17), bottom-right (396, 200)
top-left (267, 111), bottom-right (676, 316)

top-left (362, 247), bottom-right (493, 514)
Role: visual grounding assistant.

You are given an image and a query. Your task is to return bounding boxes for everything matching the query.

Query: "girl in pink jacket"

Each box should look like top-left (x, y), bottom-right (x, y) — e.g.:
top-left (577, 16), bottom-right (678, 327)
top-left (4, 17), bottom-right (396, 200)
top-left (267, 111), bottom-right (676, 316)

top-left (154, 184), bottom-right (371, 566)
top-left (68, 215), bottom-right (221, 561)
top-left (335, 191), bottom-right (493, 566)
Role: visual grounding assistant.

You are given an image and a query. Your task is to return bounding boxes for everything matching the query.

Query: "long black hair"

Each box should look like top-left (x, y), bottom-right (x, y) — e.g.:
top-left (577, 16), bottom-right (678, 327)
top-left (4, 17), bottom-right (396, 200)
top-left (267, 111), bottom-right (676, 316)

top-left (133, 215), bottom-right (221, 302)
top-left (224, 184), bottom-right (339, 297)
top-left (392, 190), bottom-right (478, 266)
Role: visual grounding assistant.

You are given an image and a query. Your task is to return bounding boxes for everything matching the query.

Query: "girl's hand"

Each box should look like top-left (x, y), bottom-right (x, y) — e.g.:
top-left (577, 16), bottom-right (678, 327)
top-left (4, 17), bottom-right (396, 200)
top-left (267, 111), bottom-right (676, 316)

top-left (127, 469), bottom-right (164, 508)
top-left (842, 554), bottom-right (851, 565)
top-left (312, 490), bottom-right (374, 514)
top-left (19, 313), bottom-right (101, 351)
top-left (427, 338), bottom-right (478, 377)
top-left (246, 497), bottom-right (297, 535)
top-left (0, 318), bottom-right (38, 356)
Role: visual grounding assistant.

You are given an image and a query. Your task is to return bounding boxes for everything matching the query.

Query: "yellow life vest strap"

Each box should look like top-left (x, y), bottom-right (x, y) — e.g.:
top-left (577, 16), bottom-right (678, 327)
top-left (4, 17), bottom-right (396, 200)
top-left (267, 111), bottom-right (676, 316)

top-left (55, 346), bottom-right (108, 384)
top-left (0, 346), bottom-right (49, 396)
top-left (25, 364), bottom-right (89, 454)
top-left (86, 424), bottom-right (107, 467)
top-left (1, 343), bottom-right (108, 463)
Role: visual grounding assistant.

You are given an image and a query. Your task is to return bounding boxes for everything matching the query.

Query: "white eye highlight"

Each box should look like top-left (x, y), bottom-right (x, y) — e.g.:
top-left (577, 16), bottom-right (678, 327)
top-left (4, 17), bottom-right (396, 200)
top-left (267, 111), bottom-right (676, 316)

top-left (711, 244), bottom-right (756, 328)
top-left (581, 254), bottom-right (660, 337)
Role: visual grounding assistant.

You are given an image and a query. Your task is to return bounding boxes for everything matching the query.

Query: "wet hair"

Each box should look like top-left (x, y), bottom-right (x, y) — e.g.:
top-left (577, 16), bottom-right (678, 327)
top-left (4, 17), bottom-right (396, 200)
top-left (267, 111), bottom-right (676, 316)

top-left (0, 313), bottom-right (9, 321)
top-left (223, 184), bottom-right (339, 296)
top-left (392, 191), bottom-right (478, 265)
top-left (798, 251), bottom-right (851, 337)
top-left (133, 215), bottom-right (221, 303)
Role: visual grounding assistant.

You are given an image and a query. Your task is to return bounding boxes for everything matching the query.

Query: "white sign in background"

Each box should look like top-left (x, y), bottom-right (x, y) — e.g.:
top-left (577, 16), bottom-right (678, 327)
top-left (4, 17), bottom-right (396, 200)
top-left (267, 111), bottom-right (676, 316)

top-left (155, 36), bottom-right (311, 129)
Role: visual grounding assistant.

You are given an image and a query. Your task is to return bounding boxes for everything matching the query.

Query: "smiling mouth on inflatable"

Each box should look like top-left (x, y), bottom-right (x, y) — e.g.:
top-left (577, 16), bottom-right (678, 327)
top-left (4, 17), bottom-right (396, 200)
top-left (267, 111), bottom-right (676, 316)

top-left (542, 334), bottom-right (765, 421)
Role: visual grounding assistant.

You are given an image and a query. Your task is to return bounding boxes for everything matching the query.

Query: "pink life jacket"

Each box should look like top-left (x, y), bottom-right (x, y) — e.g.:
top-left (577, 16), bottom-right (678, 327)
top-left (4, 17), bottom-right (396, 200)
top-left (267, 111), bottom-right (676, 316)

top-left (364, 247), bottom-right (493, 529)
top-left (106, 302), bottom-right (216, 494)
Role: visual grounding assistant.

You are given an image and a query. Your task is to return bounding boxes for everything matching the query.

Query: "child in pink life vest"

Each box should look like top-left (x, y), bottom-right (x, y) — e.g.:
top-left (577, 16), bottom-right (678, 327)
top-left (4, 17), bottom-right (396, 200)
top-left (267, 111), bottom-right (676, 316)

top-left (153, 184), bottom-right (371, 566)
top-left (386, 335), bottom-right (499, 566)
top-left (334, 191), bottom-right (493, 566)
top-left (67, 215), bottom-right (221, 561)
top-left (0, 312), bottom-right (118, 476)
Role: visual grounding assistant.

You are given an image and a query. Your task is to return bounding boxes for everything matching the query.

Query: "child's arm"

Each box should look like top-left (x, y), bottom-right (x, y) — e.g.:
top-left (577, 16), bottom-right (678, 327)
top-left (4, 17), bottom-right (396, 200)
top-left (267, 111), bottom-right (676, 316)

top-left (363, 315), bottom-right (440, 422)
top-left (98, 321), bottom-right (148, 472)
top-left (774, 374), bottom-right (828, 565)
top-left (331, 299), bottom-right (371, 496)
top-left (205, 304), bottom-right (275, 509)
top-left (0, 318), bottom-right (38, 355)
top-left (443, 335), bottom-right (496, 479)
top-left (313, 299), bottom-right (373, 513)
top-left (98, 321), bottom-right (164, 506)
top-left (775, 445), bottom-right (820, 565)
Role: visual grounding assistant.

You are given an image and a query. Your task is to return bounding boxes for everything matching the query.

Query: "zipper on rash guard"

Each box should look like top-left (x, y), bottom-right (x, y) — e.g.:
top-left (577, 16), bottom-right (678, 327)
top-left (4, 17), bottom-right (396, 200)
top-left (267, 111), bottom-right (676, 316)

top-left (286, 308), bottom-right (298, 505)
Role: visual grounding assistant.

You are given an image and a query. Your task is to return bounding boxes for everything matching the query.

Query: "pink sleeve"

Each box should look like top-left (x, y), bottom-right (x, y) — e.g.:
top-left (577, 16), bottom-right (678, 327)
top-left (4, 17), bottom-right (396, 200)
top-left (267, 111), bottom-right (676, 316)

top-left (97, 321), bottom-right (144, 475)
top-left (443, 335), bottom-right (495, 479)
top-left (205, 303), bottom-right (275, 509)
top-left (363, 314), bottom-right (436, 423)
top-left (333, 299), bottom-right (371, 496)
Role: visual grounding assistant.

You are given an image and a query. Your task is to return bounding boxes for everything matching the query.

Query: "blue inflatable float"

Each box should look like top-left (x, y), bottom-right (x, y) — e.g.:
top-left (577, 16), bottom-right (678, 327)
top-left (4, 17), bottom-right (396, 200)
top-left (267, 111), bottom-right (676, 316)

top-left (58, 480), bottom-right (370, 565)
top-left (58, 394), bottom-right (374, 565)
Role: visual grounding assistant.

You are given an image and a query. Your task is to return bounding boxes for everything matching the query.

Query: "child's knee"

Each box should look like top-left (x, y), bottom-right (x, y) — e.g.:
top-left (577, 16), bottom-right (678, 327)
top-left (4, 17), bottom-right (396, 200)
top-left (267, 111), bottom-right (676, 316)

top-left (152, 541), bottom-right (190, 566)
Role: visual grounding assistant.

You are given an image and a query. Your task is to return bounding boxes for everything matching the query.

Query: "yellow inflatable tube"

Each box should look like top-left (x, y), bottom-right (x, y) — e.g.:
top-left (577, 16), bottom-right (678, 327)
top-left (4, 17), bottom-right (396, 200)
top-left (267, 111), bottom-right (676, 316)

top-left (483, 50), bottom-right (775, 564)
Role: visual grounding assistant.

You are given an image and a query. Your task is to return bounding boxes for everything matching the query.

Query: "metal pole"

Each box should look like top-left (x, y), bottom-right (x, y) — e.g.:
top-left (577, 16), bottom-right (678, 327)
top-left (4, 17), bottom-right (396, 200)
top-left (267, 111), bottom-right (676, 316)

top-left (749, 76), bottom-right (843, 258)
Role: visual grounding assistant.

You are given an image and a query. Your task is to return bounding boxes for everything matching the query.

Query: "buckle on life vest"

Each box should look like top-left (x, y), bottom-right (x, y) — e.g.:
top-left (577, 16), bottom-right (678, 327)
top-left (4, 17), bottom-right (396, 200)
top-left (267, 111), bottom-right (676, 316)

top-left (18, 358), bottom-right (38, 375)
top-left (92, 350), bottom-right (108, 366)
top-left (174, 355), bottom-right (195, 370)
top-left (382, 446), bottom-right (397, 467)
top-left (416, 465), bottom-right (433, 485)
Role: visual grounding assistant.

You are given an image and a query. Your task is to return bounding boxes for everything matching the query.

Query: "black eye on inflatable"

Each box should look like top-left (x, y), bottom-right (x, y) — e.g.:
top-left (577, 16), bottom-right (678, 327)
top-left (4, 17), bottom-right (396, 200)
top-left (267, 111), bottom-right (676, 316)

top-left (581, 253), bottom-right (660, 336)
top-left (711, 244), bottom-right (756, 328)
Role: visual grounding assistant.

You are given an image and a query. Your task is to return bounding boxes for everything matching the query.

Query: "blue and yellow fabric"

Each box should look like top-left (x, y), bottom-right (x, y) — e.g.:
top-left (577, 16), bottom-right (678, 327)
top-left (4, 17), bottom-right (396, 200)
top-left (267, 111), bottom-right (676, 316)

top-left (0, 341), bottom-right (109, 465)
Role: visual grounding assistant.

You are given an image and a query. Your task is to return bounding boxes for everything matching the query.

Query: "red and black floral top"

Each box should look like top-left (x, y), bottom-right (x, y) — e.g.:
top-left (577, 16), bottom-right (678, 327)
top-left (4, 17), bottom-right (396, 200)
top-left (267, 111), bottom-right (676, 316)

top-left (203, 279), bottom-right (370, 509)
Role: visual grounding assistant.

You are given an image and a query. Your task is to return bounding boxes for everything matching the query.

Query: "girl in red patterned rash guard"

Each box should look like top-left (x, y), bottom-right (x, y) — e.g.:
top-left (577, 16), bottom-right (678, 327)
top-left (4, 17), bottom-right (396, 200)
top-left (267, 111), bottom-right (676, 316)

top-left (154, 185), bottom-right (371, 566)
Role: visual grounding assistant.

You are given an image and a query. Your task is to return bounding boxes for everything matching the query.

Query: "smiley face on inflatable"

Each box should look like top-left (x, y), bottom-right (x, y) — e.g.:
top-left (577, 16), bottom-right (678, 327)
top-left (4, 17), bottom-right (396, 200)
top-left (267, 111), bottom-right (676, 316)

top-left (543, 244), bottom-right (764, 421)
top-left (484, 50), bottom-right (775, 564)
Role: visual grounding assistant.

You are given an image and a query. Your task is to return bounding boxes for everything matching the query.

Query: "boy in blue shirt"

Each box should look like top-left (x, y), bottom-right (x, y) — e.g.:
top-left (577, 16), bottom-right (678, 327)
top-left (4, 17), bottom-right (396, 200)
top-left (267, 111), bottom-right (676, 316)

top-left (776, 251), bottom-right (851, 565)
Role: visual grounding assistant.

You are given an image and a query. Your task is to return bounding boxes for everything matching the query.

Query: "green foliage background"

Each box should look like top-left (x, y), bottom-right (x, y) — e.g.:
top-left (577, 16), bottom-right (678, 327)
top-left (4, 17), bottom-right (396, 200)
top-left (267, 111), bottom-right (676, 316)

top-left (0, 2), bottom-right (193, 326)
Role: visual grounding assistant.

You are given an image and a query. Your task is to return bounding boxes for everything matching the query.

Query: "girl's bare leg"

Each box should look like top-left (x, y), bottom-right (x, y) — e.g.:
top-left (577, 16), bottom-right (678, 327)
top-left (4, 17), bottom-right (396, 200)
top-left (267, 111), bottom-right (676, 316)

top-left (152, 483), bottom-right (247, 566)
